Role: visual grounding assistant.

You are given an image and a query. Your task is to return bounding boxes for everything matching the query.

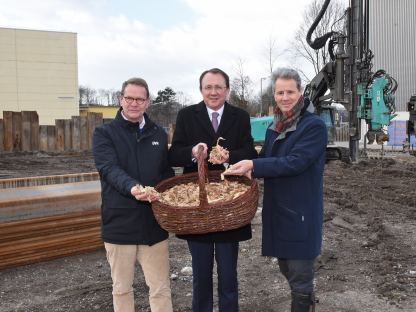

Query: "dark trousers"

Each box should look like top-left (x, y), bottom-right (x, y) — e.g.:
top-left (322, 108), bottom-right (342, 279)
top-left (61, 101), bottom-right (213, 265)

top-left (278, 258), bottom-right (315, 294)
top-left (187, 240), bottom-right (239, 312)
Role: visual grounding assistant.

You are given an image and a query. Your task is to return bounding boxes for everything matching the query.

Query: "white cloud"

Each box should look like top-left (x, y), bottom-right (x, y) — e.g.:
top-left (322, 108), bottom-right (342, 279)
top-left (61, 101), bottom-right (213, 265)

top-left (0, 0), bottom-right (317, 102)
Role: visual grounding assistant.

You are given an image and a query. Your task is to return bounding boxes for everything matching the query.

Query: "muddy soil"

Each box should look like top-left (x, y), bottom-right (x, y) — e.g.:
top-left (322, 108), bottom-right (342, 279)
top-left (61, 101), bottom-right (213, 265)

top-left (0, 151), bottom-right (97, 179)
top-left (0, 152), bottom-right (416, 311)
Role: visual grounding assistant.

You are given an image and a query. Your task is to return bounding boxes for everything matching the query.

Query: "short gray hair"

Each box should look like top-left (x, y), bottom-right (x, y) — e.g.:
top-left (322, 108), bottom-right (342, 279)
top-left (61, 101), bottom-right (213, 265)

top-left (271, 68), bottom-right (302, 91)
top-left (121, 77), bottom-right (150, 99)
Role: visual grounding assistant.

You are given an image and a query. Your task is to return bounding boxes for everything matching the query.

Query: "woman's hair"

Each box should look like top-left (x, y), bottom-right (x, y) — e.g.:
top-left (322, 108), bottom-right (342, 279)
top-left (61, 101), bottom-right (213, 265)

top-left (271, 68), bottom-right (302, 91)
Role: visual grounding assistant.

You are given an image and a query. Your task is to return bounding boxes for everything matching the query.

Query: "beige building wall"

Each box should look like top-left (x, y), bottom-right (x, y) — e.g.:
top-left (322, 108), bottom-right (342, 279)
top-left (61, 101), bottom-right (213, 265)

top-left (0, 27), bottom-right (78, 125)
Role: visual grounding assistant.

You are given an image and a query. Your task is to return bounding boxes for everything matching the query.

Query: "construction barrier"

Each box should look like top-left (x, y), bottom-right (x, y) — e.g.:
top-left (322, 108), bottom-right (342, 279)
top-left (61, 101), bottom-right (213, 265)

top-left (0, 111), bottom-right (103, 153)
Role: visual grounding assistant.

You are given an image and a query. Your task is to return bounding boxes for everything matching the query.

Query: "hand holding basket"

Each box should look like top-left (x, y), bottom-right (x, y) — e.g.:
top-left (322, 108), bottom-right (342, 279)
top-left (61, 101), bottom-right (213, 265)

top-left (152, 147), bottom-right (259, 234)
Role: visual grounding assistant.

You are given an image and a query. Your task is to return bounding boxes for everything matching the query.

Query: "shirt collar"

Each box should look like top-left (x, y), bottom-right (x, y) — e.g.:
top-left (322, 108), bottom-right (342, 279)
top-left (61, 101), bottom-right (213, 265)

top-left (121, 111), bottom-right (146, 129)
top-left (206, 104), bottom-right (225, 119)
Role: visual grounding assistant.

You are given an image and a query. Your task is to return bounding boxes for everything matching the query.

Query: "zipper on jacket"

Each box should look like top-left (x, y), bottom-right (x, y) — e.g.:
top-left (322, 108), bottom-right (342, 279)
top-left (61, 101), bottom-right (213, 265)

top-left (134, 130), bottom-right (143, 188)
top-left (136, 131), bottom-right (140, 143)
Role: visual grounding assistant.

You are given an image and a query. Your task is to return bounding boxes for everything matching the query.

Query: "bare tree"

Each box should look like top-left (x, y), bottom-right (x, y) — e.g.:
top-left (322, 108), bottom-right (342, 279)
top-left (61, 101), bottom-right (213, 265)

top-left (288, 0), bottom-right (346, 81)
top-left (78, 85), bottom-right (97, 105)
top-left (176, 91), bottom-right (192, 107)
top-left (262, 37), bottom-right (283, 115)
top-left (147, 87), bottom-right (182, 128)
top-left (98, 89), bottom-right (111, 105)
top-left (79, 86), bottom-right (121, 105)
top-left (110, 90), bottom-right (121, 106)
top-left (265, 36), bottom-right (285, 76)
top-left (230, 58), bottom-right (255, 112)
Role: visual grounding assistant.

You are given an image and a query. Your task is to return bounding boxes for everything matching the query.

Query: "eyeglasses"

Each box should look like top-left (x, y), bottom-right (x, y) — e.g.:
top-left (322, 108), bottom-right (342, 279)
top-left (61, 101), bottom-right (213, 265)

top-left (202, 85), bottom-right (227, 92)
top-left (123, 96), bottom-right (147, 105)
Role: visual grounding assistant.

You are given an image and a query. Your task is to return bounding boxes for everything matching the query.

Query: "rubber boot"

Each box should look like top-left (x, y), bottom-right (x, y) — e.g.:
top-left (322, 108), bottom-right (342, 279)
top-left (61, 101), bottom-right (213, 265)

top-left (291, 292), bottom-right (317, 312)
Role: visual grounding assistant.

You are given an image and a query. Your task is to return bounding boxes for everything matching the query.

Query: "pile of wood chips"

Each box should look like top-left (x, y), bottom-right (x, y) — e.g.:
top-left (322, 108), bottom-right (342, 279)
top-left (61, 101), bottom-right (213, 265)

top-left (208, 137), bottom-right (229, 164)
top-left (158, 180), bottom-right (249, 207)
top-left (136, 185), bottom-right (159, 202)
top-left (144, 137), bottom-right (249, 207)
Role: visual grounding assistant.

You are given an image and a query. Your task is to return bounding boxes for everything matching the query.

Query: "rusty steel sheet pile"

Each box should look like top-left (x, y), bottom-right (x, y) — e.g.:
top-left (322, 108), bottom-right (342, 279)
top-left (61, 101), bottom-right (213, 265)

top-left (0, 176), bottom-right (102, 270)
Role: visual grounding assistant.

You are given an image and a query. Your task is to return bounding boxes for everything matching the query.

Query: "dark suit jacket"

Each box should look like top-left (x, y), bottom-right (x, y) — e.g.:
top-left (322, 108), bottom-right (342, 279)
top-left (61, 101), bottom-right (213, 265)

top-left (169, 101), bottom-right (258, 242)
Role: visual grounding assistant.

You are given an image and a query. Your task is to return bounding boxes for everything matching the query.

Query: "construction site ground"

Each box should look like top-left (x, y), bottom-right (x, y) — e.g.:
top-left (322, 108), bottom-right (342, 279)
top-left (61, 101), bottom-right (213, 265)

top-left (0, 150), bottom-right (415, 312)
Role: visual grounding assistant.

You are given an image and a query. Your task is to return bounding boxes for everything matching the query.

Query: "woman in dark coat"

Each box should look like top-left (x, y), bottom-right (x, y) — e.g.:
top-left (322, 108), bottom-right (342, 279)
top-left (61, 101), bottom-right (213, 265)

top-left (225, 68), bottom-right (327, 312)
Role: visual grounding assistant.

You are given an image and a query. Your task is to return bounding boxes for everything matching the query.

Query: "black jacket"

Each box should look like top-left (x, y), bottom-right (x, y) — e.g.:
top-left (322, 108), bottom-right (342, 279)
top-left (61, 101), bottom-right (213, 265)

top-left (169, 101), bottom-right (258, 242)
top-left (93, 109), bottom-right (174, 245)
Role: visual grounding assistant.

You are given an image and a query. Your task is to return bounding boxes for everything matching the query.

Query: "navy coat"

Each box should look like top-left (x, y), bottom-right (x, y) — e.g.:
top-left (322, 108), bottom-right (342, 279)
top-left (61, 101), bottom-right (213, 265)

top-left (93, 110), bottom-right (174, 245)
top-left (169, 101), bottom-right (258, 242)
top-left (252, 111), bottom-right (327, 259)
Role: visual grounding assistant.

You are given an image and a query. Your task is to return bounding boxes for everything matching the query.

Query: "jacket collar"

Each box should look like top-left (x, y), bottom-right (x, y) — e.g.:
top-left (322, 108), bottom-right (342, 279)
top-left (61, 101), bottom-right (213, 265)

top-left (115, 108), bottom-right (156, 134)
top-left (193, 101), bottom-right (237, 138)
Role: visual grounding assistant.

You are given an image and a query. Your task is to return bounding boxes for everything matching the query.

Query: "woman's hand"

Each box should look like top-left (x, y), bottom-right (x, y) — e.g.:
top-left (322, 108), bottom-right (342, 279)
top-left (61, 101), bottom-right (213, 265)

top-left (224, 160), bottom-right (254, 179)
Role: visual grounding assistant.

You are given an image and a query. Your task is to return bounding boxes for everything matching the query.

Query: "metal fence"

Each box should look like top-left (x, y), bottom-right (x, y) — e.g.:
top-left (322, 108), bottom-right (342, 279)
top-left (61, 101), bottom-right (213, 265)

top-left (335, 123), bottom-right (349, 142)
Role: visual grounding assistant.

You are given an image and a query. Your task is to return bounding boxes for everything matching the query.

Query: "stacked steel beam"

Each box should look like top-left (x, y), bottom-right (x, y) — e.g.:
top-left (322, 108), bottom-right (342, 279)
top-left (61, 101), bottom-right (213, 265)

top-left (0, 210), bottom-right (102, 270)
top-left (0, 178), bottom-right (102, 270)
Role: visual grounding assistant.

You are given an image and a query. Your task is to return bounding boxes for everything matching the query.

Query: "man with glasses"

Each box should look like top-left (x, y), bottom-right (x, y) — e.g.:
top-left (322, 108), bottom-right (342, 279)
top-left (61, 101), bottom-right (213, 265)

top-left (169, 68), bottom-right (258, 311)
top-left (93, 77), bottom-right (174, 312)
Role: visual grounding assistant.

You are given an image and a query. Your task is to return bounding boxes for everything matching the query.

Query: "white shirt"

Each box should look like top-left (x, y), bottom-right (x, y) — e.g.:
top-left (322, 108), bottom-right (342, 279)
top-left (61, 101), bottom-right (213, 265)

top-left (206, 105), bottom-right (225, 125)
top-left (121, 111), bottom-right (146, 130)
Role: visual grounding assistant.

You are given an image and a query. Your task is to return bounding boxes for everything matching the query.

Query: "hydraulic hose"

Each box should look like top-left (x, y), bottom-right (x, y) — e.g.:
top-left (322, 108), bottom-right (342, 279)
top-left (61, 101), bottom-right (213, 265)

top-left (306, 0), bottom-right (337, 50)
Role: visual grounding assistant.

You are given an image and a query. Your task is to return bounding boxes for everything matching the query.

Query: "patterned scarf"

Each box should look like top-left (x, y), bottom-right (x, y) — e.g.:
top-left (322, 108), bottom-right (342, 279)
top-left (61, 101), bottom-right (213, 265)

top-left (274, 95), bottom-right (304, 134)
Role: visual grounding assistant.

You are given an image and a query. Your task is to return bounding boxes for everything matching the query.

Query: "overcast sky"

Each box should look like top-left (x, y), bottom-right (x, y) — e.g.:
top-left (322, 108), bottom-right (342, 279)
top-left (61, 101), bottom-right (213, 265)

top-left (0, 0), bottom-right (317, 103)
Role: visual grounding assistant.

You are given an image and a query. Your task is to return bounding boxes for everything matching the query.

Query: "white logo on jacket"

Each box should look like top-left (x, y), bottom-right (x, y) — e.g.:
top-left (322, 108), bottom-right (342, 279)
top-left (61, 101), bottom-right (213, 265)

top-left (152, 141), bottom-right (159, 146)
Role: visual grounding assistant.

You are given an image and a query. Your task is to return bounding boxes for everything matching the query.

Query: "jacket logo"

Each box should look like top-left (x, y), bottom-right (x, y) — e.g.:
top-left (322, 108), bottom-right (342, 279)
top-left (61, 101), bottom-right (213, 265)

top-left (152, 141), bottom-right (159, 146)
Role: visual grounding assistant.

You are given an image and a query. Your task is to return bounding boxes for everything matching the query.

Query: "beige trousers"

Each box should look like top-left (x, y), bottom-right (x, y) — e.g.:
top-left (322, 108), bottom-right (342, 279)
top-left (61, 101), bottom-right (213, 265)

top-left (104, 240), bottom-right (173, 312)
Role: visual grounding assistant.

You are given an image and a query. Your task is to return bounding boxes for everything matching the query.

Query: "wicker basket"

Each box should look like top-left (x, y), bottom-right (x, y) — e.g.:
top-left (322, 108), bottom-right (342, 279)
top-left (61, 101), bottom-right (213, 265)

top-left (152, 154), bottom-right (259, 235)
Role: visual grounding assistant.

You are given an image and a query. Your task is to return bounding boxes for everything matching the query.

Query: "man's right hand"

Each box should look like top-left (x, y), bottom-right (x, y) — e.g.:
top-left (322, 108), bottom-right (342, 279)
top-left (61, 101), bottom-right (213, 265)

top-left (131, 185), bottom-right (159, 202)
top-left (192, 143), bottom-right (208, 160)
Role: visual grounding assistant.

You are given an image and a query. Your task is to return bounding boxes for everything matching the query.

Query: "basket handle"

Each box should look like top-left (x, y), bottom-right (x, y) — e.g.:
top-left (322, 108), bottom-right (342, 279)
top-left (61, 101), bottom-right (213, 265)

top-left (197, 145), bottom-right (208, 208)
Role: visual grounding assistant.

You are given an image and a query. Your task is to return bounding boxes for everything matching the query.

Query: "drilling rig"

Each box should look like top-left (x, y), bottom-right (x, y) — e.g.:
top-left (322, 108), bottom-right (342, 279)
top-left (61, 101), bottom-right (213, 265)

top-left (304, 0), bottom-right (398, 162)
top-left (407, 95), bottom-right (416, 142)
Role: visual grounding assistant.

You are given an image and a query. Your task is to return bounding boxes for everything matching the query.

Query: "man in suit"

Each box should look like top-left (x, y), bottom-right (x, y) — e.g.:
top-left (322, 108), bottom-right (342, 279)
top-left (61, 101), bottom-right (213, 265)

top-left (169, 68), bottom-right (258, 312)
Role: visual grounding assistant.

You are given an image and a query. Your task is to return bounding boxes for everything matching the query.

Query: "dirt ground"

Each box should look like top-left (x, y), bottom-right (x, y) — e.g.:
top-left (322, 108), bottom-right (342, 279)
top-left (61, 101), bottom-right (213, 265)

top-left (1, 151), bottom-right (416, 312)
